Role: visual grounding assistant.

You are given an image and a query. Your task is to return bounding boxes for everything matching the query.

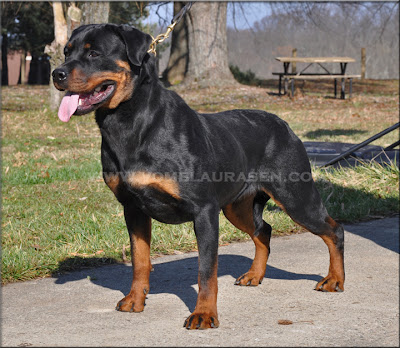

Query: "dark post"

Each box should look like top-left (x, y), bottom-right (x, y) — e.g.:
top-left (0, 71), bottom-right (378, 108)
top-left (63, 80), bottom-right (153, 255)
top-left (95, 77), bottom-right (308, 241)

top-left (341, 78), bottom-right (345, 99)
top-left (292, 48), bottom-right (297, 73)
top-left (20, 51), bottom-right (26, 85)
top-left (361, 48), bottom-right (366, 80)
top-left (334, 79), bottom-right (337, 98)
top-left (1, 33), bottom-right (9, 85)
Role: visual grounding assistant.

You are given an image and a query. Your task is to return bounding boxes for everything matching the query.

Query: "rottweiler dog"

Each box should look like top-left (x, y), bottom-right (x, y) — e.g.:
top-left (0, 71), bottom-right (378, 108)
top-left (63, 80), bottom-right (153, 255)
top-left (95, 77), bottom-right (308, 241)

top-left (52, 24), bottom-right (345, 330)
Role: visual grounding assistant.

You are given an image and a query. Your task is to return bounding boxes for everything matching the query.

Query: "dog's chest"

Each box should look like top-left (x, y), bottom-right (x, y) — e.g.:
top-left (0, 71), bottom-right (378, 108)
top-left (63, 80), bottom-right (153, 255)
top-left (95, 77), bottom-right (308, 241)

top-left (103, 171), bottom-right (193, 224)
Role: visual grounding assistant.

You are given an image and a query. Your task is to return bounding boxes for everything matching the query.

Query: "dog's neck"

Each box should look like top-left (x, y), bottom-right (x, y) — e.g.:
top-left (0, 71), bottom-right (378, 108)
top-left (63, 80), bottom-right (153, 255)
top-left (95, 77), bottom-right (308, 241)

top-left (94, 53), bottom-right (203, 159)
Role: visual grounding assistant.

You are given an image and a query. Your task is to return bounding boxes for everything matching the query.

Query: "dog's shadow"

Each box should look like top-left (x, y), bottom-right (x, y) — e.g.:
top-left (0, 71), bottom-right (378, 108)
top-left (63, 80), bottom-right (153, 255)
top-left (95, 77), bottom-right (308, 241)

top-left (54, 254), bottom-right (321, 312)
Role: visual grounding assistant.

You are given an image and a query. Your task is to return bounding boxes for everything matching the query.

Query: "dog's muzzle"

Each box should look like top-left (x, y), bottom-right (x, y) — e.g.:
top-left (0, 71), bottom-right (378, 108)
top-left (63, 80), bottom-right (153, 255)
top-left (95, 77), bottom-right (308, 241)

top-left (52, 68), bottom-right (68, 90)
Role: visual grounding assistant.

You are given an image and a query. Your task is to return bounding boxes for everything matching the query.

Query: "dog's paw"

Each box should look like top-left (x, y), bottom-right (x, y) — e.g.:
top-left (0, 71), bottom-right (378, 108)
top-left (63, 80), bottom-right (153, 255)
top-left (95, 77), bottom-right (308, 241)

top-left (234, 271), bottom-right (263, 286)
top-left (115, 293), bottom-right (146, 312)
top-left (183, 312), bottom-right (219, 330)
top-left (315, 275), bottom-right (344, 292)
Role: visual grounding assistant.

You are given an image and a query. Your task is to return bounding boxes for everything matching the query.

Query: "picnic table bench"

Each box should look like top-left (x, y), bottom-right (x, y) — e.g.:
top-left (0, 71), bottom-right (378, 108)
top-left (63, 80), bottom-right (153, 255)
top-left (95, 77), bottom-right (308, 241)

top-left (273, 57), bottom-right (361, 99)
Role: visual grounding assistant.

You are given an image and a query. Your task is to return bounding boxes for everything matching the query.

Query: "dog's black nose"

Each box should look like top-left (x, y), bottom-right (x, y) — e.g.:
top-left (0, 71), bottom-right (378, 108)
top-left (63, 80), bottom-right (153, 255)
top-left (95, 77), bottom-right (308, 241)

top-left (52, 68), bottom-right (67, 82)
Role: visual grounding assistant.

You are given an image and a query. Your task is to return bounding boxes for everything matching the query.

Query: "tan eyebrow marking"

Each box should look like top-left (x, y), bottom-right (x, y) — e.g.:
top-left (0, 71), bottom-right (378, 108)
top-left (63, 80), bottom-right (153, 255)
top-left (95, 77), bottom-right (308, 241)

top-left (115, 60), bottom-right (131, 71)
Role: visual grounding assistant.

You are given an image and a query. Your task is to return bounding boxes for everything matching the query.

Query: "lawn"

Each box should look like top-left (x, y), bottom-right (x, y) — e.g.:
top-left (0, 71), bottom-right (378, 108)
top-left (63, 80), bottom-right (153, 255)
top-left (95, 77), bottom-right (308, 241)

top-left (2, 80), bottom-right (399, 284)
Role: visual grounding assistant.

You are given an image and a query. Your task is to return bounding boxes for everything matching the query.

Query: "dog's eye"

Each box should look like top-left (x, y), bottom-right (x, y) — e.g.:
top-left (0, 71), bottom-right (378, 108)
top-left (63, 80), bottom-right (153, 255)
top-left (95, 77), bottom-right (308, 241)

top-left (88, 50), bottom-right (100, 58)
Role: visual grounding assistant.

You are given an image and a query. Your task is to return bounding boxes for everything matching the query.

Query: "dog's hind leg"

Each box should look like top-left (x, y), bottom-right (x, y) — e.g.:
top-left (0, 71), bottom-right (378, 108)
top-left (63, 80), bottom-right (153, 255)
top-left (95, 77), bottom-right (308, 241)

top-left (262, 180), bottom-right (345, 292)
top-left (223, 192), bottom-right (272, 286)
top-left (314, 217), bottom-right (345, 292)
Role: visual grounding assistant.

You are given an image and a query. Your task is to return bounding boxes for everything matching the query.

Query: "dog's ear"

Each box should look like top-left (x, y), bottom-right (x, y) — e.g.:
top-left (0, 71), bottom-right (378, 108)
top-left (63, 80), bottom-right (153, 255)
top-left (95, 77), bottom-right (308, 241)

top-left (116, 25), bottom-right (153, 67)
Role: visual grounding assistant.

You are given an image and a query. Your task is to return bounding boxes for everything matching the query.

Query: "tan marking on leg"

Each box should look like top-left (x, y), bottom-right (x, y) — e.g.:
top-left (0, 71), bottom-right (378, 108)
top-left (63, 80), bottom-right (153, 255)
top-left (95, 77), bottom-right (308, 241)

top-left (185, 261), bottom-right (219, 329)
top-left (326, 215), bottom-right (340, 230)
top-left (261, 188), bottom-right (287, 213)
top-left (317, 229), bottom-right (345, 292)
top-left (116, 215), bottom-right (152, 312)
top-left (129, 226), bottom-right (152, 311)
top-left (223, 195), bottom-right (255, 234)
top-left (223, 194), bottom-right (270, 286)
top-left (127, 172), bottom-right (180, 200)
top-left (104, 174), bottom-right (120, 195)
top-left (311, 216), bottom-right (345, 291)
top-left (196, 263), bottom-right (218, 313)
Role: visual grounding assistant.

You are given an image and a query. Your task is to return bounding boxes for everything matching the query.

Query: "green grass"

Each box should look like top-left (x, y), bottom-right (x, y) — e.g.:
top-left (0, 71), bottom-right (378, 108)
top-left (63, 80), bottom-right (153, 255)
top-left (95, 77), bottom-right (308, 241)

top-left (2, 84), bottom-right (399, 284)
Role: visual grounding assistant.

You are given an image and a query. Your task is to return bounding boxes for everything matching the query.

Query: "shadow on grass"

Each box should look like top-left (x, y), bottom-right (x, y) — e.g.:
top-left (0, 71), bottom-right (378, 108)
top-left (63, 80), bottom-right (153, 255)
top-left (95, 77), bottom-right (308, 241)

top-left (52, 254), bottom-right (321, 312)
top-left (267, 91), bottom-right (284, 97)
top-left (53, 256), bottom-right (119, 274)
top-left (304, 129), bottom-right (368, 139)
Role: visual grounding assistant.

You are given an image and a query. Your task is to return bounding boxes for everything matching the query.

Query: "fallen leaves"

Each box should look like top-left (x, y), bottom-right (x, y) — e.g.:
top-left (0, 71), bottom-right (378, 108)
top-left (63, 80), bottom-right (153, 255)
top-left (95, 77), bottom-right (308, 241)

top-left (69, 250), bottom-right (105, 257)
top-left (13, 152), bottom-right (26, 167)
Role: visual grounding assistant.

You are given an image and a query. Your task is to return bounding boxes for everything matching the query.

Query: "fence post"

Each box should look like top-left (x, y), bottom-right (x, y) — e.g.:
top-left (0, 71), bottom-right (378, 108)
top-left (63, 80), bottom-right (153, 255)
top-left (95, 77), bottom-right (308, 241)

top-left (292, 48), bottom-right (297, 73)
top-left (361, 47), bottom-right (366, 80)
top-left (20, 51), bottom-right (26, 85)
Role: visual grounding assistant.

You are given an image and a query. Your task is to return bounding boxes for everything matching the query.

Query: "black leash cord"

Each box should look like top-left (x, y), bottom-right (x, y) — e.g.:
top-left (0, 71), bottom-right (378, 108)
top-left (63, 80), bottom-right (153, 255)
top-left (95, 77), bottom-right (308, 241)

top-left (171, 2), bottom-right (193, 25)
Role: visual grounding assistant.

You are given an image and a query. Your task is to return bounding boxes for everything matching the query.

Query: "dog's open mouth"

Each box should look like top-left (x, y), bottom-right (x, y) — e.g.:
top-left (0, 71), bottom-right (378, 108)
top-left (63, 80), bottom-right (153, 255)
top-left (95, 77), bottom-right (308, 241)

top-left (58, 82), bottom-right (115, 122)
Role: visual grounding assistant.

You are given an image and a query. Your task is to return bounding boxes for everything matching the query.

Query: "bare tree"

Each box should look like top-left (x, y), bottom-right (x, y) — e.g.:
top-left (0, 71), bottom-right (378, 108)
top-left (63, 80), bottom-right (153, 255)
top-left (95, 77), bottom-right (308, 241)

top-left (162, 2), bottom-right (189, 85)
top-left (82, 2), bottom-right (109, 25)
top-left (46, 2), bottom-right (110, 111)
top-left (185, 2), bottom-right (235, 86)
top-left (45, 2), bottom-right (69, 111)
top-left (163, 2), bottom-right (235, 86)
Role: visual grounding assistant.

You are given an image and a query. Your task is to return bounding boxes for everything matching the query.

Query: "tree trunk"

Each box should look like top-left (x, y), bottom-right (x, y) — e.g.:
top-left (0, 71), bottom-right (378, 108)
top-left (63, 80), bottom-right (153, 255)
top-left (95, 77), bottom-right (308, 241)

top-left (1, 33), bottom-right (9, 86)
top-left (46, 1), bottom-right (109, 111)
top-left (184, 2), bottom-right (235, 87)
top-left (162, 2), bottom-right (189, 86)
top-left (20, 51), bottom-right (27, 84)
top-left (53, 2), bottom-right (68, 45)
top-left (67, 2), bottom-right (82, 38)
top-left (361, 47), bottom-right (366, 80)
top-left (46, 2), bottom-right (68, 111)
top-left (82, 2), bottom-right (109, 24)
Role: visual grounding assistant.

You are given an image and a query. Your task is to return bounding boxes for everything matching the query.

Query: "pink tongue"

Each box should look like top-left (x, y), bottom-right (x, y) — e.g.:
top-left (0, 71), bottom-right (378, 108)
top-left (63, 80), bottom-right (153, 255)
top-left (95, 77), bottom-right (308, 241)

top-left (58, 93), bottom-right (79, 122)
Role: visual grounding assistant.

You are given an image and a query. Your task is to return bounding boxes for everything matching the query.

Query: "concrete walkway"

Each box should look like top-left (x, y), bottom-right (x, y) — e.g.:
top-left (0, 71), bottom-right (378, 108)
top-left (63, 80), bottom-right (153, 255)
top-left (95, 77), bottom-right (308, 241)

top-left (2, 216), bottom-right (399, 347)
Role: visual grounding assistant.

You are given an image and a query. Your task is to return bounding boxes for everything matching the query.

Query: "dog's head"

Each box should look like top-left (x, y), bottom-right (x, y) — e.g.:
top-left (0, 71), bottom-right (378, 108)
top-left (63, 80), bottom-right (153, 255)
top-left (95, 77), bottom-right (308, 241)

top-left (52, 24), bottom-right (152, 122)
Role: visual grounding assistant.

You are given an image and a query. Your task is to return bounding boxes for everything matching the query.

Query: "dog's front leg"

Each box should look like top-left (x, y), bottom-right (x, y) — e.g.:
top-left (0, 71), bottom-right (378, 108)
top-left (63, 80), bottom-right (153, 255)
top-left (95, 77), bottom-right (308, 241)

top-left (116, 205), bottom-right (151, 313)
top-left (184, 204), bottom-right (220, 329)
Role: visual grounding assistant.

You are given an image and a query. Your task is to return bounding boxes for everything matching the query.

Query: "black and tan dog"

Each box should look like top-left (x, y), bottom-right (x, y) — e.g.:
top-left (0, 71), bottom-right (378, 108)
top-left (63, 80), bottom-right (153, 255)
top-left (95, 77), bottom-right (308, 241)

top-left (52, 24), bottom-right (345, 330)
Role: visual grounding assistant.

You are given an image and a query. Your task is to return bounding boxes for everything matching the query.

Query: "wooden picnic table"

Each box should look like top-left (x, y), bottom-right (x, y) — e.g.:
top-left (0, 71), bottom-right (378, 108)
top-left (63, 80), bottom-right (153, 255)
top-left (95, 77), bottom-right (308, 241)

top-left (273, 56), bottom-right (361, 99)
